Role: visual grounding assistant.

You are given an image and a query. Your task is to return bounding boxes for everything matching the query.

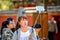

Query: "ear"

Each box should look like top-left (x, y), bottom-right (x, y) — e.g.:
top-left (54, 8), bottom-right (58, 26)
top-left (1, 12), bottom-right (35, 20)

top-left (7, 25), bottom-right (9, 28)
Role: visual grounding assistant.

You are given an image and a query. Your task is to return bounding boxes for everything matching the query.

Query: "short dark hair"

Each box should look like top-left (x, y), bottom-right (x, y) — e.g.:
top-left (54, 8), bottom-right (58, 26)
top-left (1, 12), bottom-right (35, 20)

top-left (34, 24), bottom-right (41, 28)
top-left (7, 18), bottom-right (13, 21)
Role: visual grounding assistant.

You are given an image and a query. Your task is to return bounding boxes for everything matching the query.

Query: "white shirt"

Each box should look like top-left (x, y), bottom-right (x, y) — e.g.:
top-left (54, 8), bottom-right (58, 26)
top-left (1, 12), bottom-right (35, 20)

top-left (19, 29), bottom-right (31, 40)
top-left (12, 27), bottom-right (37, 40)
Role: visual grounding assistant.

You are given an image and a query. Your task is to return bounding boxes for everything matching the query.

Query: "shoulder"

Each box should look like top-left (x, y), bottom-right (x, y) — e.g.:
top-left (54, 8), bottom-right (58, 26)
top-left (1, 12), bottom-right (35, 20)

top-left (27, 26), bottom-right (35, 33)
top-left (3, 28), bottom-right (10, 33)
top-left (28, 26), bottom-right (32, 29)
top-left (2, 28), bottom-right (13, 36)
top-left (14, 28), bottom-right (20, 34)
top-left (27, 26), bottom-right (34, 31)
top-left (48, 20), bottom-right (51, 23)
top-left (53, 20), bottom-right (56, 23)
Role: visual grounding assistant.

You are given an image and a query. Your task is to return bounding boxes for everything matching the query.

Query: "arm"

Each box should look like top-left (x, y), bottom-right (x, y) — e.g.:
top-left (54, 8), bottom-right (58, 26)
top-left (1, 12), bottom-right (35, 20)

top-left (54, 21), bottom-right (58, 34)
top-left (32, 28), bottom-right (37, 40)
top-left (55, 23), bottom-right (58, 34)
top-left (28, 27), bottom-right (37, 40)
top-left (2, 30), bottom-right (13, 40)
top-left (12, 31), bottom-right (17, 40)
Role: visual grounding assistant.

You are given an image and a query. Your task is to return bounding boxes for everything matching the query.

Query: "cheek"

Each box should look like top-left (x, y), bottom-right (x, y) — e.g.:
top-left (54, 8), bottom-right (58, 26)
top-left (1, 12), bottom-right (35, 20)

top-left (19, 22), bottom-right (24, 26)
top-left (8, 25), bottom-right (13, 28)
top-left (13, 22), bottom-right (16, 26)
top-left (36, 29), bottom-right (40, 32)
top-left (25, 21), bottom-right (28, 25)
top-left (10, 25), bottom-right (13, 28)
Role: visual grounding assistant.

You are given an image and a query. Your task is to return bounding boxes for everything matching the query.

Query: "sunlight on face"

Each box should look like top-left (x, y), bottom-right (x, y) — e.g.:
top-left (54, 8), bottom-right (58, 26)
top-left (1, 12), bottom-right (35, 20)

top-left (35, 28), bottom-right (41, 32)
top-left (19, 19), bottom-right (28, 27)
top-left (51, 17), bottom-right (54, 21)
top-left (7, 21), bottom-right (14, 29)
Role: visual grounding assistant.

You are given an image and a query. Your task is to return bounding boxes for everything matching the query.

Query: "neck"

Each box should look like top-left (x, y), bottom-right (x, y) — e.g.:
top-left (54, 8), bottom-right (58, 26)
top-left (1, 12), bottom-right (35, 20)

top-left (21, 26), bottom-right (28, 32)
top-left (7, 27), bottom-right (11, 30)
top-left (21, 26), bottom-right (27, 28)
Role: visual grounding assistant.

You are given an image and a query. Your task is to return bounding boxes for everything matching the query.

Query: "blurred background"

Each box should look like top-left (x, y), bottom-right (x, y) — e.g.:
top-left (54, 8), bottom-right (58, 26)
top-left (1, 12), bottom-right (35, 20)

top-left (0, 0), bottom-right (60, 40)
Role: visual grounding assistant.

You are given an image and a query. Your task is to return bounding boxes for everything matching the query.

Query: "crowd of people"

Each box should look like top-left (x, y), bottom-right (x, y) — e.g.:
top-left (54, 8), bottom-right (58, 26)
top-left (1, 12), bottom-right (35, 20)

top-left (0, 16), bottom-right (41, 40)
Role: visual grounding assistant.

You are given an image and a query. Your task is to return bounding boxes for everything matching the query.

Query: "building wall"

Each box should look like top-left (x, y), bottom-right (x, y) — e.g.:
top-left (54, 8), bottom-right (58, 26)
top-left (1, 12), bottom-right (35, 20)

top-left (33, 13), bottom-right (48, 38)
top-left (0, 13), bottom-right (33, 29)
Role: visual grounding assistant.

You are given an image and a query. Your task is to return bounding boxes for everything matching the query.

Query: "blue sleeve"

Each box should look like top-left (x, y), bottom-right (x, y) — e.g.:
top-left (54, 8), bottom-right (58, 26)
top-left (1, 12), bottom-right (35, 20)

top-left (32, 28), bottom-right (37, 40)
top-left (29, 27), bottom-right (37, 40)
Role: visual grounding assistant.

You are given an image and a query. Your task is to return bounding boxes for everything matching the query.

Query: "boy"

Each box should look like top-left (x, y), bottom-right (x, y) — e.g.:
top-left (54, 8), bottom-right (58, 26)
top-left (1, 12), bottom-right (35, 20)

top-left (34, 24), bottom-right (42, 40)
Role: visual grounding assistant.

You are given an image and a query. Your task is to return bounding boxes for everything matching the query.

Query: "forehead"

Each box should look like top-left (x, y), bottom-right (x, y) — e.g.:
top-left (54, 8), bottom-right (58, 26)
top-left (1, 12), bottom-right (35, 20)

top-left (20, 17), bottom-right (27, 20)
top-left (35, 28), bottom-right (41, 29)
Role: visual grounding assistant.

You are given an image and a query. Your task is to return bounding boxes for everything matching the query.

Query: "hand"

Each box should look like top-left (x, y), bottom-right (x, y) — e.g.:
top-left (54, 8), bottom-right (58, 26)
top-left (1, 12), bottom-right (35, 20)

top-left (29, 34), bottom-right (32, 40)
top-left (56, 30), bottom-right (58, 34)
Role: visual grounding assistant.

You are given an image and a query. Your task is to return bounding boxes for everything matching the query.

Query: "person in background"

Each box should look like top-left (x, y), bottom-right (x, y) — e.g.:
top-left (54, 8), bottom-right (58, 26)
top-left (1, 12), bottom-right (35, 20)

top-left (33, 24), bottom-right (42, 40)
top-left (12, 16), bottom-right (37, 40)
top-left (1, 18), bottom-right (15, 40)
top-left (47, 0), bottom-right (56, 6)
top-left (48, 17), bottom-right (58, 40)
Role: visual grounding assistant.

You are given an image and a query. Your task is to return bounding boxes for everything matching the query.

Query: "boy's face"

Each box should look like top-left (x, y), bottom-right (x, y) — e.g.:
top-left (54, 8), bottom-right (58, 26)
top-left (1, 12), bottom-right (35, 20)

top-left (35, 28), bottom-right (41, 32)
